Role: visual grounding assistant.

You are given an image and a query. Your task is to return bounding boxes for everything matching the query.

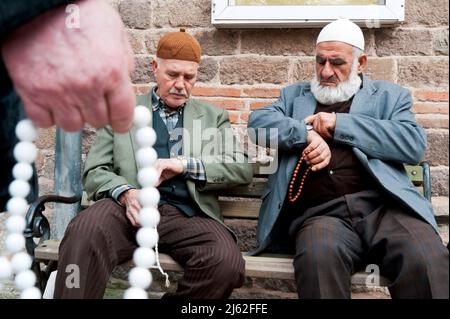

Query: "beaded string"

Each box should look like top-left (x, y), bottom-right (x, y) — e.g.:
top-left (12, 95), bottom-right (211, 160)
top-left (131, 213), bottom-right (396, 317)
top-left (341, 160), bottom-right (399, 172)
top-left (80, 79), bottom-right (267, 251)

top-left (0, 119), bottom-right (41, 298)
top-left (288, 151), bottom-right (312, 203)
top-left (1, 109), bottom-right (164, 299)
top-left (124, 105), bottom-right (163, 299)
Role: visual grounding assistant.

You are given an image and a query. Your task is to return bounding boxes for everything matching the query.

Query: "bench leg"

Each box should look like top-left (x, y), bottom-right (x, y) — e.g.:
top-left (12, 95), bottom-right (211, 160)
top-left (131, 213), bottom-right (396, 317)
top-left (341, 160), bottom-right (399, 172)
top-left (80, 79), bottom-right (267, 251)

top-left (31, 260), bottom-right (57, 293)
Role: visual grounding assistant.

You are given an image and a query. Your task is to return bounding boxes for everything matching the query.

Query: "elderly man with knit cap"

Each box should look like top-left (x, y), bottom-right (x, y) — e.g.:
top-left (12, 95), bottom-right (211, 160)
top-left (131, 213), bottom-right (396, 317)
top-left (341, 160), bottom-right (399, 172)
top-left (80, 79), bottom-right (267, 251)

top-left (53, 29), bottom-right (252, 299)
top-left (248, 19), bottom-right (448, 299)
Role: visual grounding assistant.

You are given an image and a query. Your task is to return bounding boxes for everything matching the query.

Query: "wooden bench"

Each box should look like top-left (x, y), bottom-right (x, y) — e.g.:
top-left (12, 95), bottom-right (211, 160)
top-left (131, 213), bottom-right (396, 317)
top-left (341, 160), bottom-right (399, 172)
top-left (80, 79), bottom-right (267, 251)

top-left (25, 162), bottom-right (433, 294)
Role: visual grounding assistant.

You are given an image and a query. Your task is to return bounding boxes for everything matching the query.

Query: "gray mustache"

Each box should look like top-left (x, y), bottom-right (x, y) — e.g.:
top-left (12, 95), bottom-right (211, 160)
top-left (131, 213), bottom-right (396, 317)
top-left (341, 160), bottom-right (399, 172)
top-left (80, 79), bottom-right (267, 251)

top-left (320, 75), bottom-right (338, 83)
top-left (169, 89), bottom-right (188, 97)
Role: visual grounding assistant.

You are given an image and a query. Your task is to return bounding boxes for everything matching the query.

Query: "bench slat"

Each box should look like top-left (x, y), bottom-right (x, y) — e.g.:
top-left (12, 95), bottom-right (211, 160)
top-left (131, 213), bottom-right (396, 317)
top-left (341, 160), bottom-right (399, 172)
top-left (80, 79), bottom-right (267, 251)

top-left (35, 239), bottom-right (60, 261)
top-left (243, 255), bottom-right (294, 280)
top-left (217, 179), bottom-right (267, 198)
top-left (35, 240), bottom-right (389, 285)
top-left (217, 166), bottom-right (424, 196)
top-left (80, 165), bottom-right (425, 202)
top-left (219, 200), bottom-right (261, 219)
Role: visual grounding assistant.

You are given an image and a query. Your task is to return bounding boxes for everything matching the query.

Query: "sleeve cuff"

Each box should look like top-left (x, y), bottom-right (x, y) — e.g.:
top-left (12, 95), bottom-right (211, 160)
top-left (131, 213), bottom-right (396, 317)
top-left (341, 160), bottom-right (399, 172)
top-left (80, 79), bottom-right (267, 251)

top-left (186, 157), bottom-right (206, 181)
top-left (109, 184), bottom-right (136, 206)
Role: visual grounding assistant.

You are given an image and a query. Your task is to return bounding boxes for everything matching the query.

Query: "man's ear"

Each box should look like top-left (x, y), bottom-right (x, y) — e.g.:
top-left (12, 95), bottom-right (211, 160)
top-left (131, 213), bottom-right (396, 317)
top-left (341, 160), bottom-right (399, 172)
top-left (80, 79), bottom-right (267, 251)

top-left (151, 59), bottom-right (158, 74)
top-left (357, 54), bottom-right (367, 74)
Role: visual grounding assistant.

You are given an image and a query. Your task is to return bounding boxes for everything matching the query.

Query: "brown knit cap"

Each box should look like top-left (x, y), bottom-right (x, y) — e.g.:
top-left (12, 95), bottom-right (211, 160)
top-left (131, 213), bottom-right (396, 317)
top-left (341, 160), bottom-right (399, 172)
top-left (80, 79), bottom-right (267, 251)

top-left (156, 28), bottom-right (201, 63)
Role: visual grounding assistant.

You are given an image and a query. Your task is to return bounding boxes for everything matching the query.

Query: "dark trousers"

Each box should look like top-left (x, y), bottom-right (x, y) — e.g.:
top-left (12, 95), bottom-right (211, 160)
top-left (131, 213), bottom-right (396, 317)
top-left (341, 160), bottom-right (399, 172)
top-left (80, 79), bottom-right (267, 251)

top-left (291, 191), bottom-right (449, 299)
top-left (53, 199), bottom-right (245, 299)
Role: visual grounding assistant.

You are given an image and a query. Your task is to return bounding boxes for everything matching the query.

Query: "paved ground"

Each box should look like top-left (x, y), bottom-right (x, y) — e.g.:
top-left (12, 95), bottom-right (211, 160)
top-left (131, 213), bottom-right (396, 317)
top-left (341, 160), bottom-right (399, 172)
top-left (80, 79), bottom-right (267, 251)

top-left (1, 276), bottom-right (389, 299)
top-left (0, 277), bottom-right (165, 299)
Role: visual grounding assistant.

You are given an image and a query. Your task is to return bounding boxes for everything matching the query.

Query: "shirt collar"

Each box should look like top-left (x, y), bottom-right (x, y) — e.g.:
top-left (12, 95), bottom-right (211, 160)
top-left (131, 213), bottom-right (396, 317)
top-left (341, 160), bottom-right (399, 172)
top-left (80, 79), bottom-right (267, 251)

top-left (151, 87), bottom-right (185, 115)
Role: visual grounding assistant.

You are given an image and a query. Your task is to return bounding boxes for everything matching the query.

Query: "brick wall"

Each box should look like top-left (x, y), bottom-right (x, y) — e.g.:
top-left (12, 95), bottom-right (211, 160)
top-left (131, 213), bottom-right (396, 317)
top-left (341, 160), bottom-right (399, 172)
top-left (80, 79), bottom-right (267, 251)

top-left (35, 0), bottom-right (449, 214)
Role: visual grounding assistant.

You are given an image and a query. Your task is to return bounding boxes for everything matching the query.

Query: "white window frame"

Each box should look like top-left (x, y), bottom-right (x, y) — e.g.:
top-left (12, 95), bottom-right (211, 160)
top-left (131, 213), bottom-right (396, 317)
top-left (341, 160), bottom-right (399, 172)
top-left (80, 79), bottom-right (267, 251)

top-left (211, 0), bottom-right (405, 28)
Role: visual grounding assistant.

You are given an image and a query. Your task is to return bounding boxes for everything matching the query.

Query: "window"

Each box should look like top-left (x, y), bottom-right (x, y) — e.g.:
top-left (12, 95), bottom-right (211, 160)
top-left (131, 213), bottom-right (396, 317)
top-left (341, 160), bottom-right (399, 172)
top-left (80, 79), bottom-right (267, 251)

top-left (211, 0), bottom-right (405, 28)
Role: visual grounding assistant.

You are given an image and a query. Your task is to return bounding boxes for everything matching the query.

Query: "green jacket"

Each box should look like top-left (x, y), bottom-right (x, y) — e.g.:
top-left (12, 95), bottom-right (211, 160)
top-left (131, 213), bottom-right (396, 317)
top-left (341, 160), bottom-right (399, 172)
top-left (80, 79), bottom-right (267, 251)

top-left (82, 94), bottom-right (253, 238)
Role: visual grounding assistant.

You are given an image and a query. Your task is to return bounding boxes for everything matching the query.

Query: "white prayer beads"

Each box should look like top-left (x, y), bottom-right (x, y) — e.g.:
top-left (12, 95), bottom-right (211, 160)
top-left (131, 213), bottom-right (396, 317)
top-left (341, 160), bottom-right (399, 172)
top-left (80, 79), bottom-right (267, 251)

top-left (124, 105), bottom-right (161, 299)
top-left (123, 287), bottom-right (148, 299)
top-left (138, 187), bottom-right (160, 207)
top-left (133, 247), bottom-right (156, 269)
top-left (136, 147), bottom-right (158, 168)
top-left (5, 215), bottom-right (26, 233)
top-left (138, 207), bottom-right (160, 228)
top-left (5, 233), bottom-right (26, 253)
top-left (0, 119), bottom-right (41, 299)
top-left (15, 120), bottom-right (38, 142)
top-left (137, 167), bottom-right (159, 188)
top-left (135, 127), bottom-right (157, 148)
top-left (10, 252), bottom-right (33, 273)
top-left (129, 267), bottom-right (152, 289)
top-left (12, 163), bottom-right (33, 181)
top-left (14, 142), bottom-right (37, 164)
top-left (6, 197), bottom-right (28, 216)
top-left (133, 106), bottom-right (152, 129)
top-left (8, 180), bottom-right (31, 198)
top-left (136, 227), bottom-right (159, 248)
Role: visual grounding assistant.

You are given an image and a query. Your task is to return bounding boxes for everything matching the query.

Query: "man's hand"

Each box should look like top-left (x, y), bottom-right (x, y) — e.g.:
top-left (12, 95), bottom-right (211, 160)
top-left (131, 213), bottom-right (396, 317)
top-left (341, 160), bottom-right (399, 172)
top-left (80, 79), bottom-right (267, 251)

top-left (304, 112), bottom-right (336, 140)
top-left (118, 189), bottom-right (141, 227)
top-left (154, 158), bottom-right (184, 187)
top-left (1, 0), bottom-right (135, 133)
top-left (303, 130), bottom-right (331, 172)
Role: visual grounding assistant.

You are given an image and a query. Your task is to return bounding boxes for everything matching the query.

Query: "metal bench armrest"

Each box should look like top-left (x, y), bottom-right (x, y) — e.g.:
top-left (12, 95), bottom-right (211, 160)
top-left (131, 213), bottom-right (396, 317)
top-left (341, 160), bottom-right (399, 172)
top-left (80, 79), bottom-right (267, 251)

top-left (24, 194), bottom-right (82, 256)
top-left (420, 161), bottom-right (431, 202)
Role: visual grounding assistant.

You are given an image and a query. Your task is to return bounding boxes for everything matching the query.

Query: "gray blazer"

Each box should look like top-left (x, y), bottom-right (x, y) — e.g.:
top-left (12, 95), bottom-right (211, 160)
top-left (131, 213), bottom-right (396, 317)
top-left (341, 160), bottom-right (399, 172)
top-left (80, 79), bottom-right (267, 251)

top-left (248, 75), bottom-right (437, 254)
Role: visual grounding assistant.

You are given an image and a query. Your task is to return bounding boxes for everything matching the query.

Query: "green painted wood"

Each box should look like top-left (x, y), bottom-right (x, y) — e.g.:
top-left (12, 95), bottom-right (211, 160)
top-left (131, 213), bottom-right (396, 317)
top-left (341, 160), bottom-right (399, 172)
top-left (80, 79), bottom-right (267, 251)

top-left (405, 165), bottom-right (424, 186)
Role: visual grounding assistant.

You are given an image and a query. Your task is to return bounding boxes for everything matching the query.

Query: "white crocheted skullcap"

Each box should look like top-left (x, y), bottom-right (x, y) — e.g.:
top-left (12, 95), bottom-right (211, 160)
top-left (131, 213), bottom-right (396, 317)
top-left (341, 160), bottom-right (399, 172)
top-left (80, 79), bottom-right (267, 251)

top-left (317, 19), bottom-right (365, 51)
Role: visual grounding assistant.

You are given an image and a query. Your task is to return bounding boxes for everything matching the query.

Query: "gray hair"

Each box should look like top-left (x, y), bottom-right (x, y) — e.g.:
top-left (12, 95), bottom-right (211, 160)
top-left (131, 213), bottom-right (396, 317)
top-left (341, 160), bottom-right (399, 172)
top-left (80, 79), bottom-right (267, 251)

top-left (352, 47), bottom-right (364, 71)
top-left (352, 47), bottom-right (363, 59)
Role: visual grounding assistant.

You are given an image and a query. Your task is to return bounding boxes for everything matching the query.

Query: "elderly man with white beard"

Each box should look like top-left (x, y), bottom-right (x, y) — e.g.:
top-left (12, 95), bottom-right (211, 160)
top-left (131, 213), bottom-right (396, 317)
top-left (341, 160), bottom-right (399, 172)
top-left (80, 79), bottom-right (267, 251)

top-left (247, 19), bottom-right (448, 299)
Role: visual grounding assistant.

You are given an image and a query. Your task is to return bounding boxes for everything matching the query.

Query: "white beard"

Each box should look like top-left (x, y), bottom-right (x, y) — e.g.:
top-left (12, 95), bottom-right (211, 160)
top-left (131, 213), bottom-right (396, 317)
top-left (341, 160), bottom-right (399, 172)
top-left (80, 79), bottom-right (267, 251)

top-left (310, 60), bottom-right (362, 105)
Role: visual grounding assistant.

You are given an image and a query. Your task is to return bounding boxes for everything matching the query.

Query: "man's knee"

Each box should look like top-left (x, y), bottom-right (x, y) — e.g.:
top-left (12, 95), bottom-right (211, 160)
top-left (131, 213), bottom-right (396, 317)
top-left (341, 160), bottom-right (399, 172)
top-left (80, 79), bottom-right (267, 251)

top-left (206, 246), bottom-right (245, 287)
top-left (61, 200), bottom-right (118, 247)
top-left (295, 216), bottom-right (352, 266)
top-left (395, 238), bottom-right (449, 273)
top-left (294, 240), bottom-right (348, 272)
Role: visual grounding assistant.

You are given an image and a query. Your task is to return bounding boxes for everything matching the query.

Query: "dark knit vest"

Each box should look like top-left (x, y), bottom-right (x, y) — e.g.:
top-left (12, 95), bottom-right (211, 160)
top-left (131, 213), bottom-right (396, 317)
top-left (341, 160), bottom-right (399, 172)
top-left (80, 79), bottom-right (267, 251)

top-left (152, 109), bottom-right (197, 216)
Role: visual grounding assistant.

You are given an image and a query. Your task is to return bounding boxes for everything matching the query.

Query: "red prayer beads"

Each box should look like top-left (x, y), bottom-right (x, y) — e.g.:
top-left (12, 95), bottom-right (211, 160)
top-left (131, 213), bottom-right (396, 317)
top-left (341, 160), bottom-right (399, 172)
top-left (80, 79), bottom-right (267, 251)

top-left (287, 151), bottom-right (312, 203)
